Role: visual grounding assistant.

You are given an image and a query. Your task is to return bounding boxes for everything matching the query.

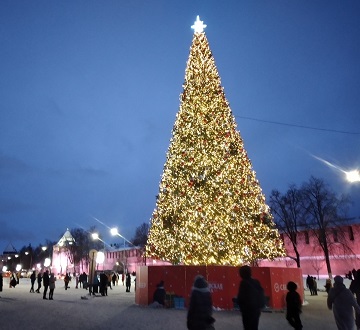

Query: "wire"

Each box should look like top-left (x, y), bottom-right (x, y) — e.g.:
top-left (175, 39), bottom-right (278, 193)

top-left (236, 115), bottom-right (360, 135)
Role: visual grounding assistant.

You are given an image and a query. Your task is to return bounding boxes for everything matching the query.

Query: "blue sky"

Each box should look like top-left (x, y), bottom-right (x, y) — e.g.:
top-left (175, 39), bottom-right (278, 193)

top-left (1, 1), bottom-right (359, 250)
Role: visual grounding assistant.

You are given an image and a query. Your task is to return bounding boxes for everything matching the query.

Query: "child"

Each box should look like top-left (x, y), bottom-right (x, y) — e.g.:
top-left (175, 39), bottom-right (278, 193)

top-left (286, 281), bottom-right (303, 330)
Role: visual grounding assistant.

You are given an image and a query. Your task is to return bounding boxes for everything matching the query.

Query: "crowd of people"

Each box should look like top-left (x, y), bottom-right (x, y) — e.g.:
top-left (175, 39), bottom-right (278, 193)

top-left (1, 269), bottom-right (135, 301)
top-left (6, 266), bottom-right (360, 329)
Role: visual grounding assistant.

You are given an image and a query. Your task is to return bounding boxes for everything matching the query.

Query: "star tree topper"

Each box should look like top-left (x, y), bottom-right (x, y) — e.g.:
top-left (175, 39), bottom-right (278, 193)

top-left (191, 15), bottom-right (207, 33)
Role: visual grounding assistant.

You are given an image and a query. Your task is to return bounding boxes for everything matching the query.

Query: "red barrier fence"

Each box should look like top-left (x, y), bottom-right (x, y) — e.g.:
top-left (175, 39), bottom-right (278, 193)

top-left (135, 265), bottom-right (303, 310)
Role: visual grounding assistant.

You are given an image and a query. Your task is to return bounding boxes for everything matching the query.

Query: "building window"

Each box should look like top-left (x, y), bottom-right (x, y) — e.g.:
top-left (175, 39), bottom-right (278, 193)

top-left (349, 226), bottom-right (354, 241)
top-left (304, 231), bottom-right (309, 244)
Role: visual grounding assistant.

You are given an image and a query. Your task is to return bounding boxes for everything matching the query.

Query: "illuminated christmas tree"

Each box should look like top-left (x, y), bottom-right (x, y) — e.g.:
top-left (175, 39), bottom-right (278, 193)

top-left (146, 16), bottom-right (285, 265)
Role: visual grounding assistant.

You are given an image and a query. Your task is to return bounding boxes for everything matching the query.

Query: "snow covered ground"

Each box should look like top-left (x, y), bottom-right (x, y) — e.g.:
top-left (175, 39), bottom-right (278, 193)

top-left (0, 277), bottom-right (339, 329)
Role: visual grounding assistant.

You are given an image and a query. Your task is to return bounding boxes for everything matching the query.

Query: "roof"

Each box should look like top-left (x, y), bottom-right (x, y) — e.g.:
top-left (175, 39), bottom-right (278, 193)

top-left (55, 228), bottom-right (76, 247)
top-left (3, 242), bottom-right (18, 255)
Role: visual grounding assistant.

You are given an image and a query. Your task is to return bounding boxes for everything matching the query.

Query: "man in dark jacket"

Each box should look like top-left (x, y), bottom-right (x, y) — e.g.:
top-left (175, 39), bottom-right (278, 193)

top-left (0, 271), bottom-right (3, 295)
top-left (42, 270), bottom-right (50, 299)
top-left (349, 269), bottom-right (360, 328)
top-left (30, 271), bottom-right (36, 293)
top-left (153, 280), bottom-right (166, 306)
top-left (35, 271), bottom-right (42, 293)
top-left (237, 265), bottom-right (265, 330)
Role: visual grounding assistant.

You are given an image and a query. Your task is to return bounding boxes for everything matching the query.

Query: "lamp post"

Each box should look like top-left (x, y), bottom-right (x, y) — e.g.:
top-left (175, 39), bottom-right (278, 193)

top-left (345, 169), bottom-right (360, 183)
top-left (25, 251), bottom-right (33, 271)
top-left (110, 227), bottom-right (135, 247)
top-left (41, 246), bottom-right (50, 271)
top-left (91, 233), bottom-right (106, 270)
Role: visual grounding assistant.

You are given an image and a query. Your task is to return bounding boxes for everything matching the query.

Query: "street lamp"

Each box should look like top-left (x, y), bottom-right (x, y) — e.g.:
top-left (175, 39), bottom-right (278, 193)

top-left (110, 227), bottom-right (135, 247)
top-left (42, 246), bottom-right (51, 270)
top-left (91, 233), bottom-right (106, 270)
top-left (345, 169), bottom-right (360, 183)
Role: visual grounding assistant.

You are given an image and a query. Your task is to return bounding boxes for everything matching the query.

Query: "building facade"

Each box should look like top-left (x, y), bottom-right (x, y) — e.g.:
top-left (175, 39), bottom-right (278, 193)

top-left (261, 223), bottom-right (360, 277)
top-left (50, 229), bottom-right (167, 276)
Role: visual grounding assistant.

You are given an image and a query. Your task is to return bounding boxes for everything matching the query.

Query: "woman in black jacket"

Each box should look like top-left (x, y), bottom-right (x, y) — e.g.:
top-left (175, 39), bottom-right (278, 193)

top-left (187, 275), bottom-right (215, 330)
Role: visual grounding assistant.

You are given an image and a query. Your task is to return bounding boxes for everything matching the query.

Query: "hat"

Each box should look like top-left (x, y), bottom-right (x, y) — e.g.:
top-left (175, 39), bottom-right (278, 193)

top-left (334, 276), bottom-right (343, 284)
top-left (193, 275), bottom-right (208, 289)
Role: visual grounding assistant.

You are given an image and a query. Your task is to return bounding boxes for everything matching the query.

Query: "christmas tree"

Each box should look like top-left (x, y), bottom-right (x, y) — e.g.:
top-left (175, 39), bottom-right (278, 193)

top-left (146, 16), bottom-right (285, 266)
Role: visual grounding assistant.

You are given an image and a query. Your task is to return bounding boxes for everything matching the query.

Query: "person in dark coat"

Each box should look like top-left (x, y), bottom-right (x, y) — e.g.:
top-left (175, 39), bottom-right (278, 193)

top-left (81, 272), bottom-right (87, 289)
top-left (0, 271), bottom-right (3, 295)
top-left (99, 272), bottom-right (108, 296)
top-left (286, 281), bottom-right (303, 330)
top-left (9, 272), bottom-right (17, 288)
top-left (64, 273), bottom-right (70, 290)
top-left (349, 269), bottom-right (360, 328)
top-left (237, 265), bottom-right (265, 330)
top-left (49, 273), bottom-right (56, 300)
top-left (153, 280), bottom-right (166, 306)
top-left (30, 270), bottom-right (36, 293)
top-left (42, 270), bottom-right (50, 299)
top-left (324, 278), bottom-right (332, 294)
top-left (112, 273), bottom-right (117, 287)
top-left (328, 275), bottom-right (360, 330)
top-left (187, 275), bottom-right (215, 330)
top-left (312, 277), bottom-right (318, 295)
top-left (306, 275), bottom-right (314, 295)
top-left (126, 273), bottom-right (131, 292)
top-left (35, 271), bottom-right (42, 293)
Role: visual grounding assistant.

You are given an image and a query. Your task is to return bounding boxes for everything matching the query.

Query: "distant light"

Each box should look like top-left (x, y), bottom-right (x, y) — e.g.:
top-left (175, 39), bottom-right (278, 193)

top-left (42, 246), bottom-right (47, 251)
top-left (16, 264), bottom-right (22, 272)
top-left (2, 266), bottom-right (8, 272)
top-left (25, 251), bottom-right (29, 255)
top-left (92, 233), bottom-right (99, 240)
top-left (110, 227), bottom-right (118, 236)
top-left (346, 170), bottom-right (360, 183)
top-left (96, 251), bottom-right (105, 264)
top-left (44, 258), bottom-right (51, 267)
top-left (191, 15), bottom-right (207, 33)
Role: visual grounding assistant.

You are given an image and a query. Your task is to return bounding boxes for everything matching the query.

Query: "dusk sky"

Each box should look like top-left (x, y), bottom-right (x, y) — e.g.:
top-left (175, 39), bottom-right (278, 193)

top-left (1, 1), bottom-right (359, 251)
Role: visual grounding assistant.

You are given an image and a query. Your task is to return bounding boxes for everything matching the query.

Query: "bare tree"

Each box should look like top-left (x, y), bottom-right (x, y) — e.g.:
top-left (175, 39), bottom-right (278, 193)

top-left (269, 185), bottom-right (305, 268)
top-left (301, 176), bottom-right (352, 278)
top-left (132, 223), bottom-right (149, 247)
top-left (63, 226), bottom-right (102, 273)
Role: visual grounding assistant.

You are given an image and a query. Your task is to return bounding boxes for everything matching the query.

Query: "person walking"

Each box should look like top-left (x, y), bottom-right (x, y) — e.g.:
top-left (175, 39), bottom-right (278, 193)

top-left (306, 275), bottom-right (314, 295)
top-left (187, 275), bottom-right (215, 330)
top-left (126, 273), bottom-right (131, 292)
top-left (312, 277), bottom-right (318, 295)
top-left (324, 278), bottom-right (332, 294)
top-left (350, 269), bottom-right (360, 329)
top-left (237, 265), bottom-right (266, 330)
top-left (30, 270), bottom-right (36, 293)
top-left (0, 271), bottom-right (3, 297)
top-left (99, 272), bottom-right (108, 296)
top-left (49, 273), bottom-right (56, 300)
top-left (64, 273), bottom-right (70, 290)
top-left (327, 275), bottom-right (360, 330)
top-left (112, 273), bottom-right (117, 287)
top-left (286, 281), bottom-right (303, 330)
top-left (42, 270), bottom-right (50, 300)
top-left (9, 272), bottom-right (17, 288)
top-left (35, 271), bottom-right (42, 293)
